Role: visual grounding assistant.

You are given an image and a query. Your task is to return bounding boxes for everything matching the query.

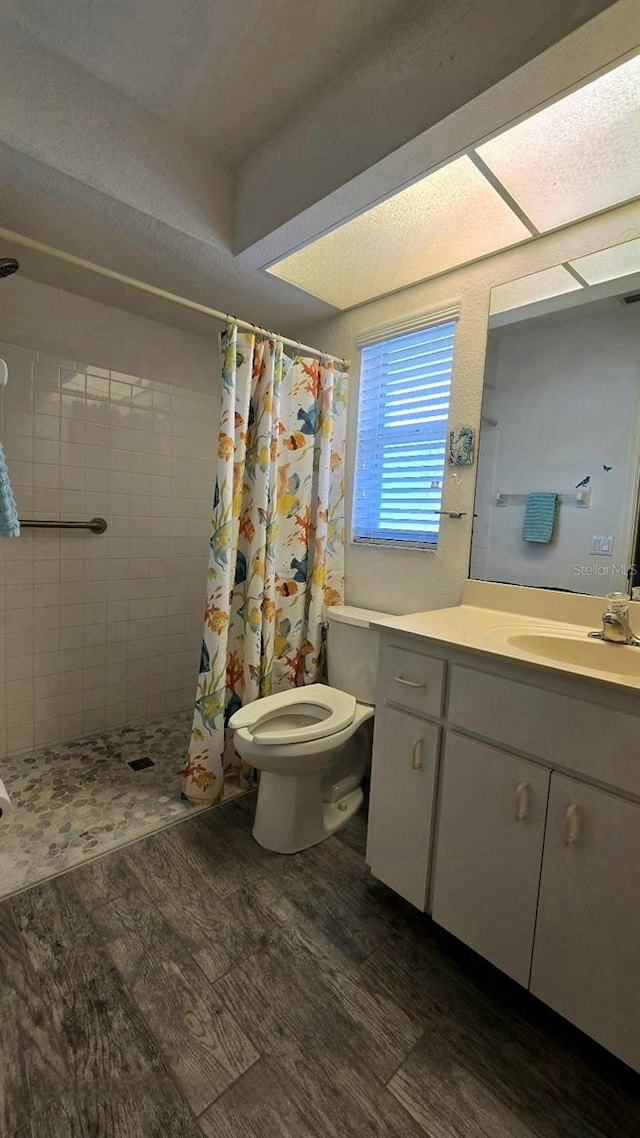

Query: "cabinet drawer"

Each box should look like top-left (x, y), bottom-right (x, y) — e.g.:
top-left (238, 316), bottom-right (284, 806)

top-left (378, 644), bottom-right (444, 718)
top-left (448, 665), bottom-right (640, 797)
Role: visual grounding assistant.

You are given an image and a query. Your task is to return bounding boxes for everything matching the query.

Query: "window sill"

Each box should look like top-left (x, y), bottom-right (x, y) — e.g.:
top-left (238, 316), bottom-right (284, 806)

top-left (350, 539), bottom-right (437, 552)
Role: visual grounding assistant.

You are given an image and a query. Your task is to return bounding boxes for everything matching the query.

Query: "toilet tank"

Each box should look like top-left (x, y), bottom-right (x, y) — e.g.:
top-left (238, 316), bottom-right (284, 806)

top-left (326, 605), bottom-right (390, 705)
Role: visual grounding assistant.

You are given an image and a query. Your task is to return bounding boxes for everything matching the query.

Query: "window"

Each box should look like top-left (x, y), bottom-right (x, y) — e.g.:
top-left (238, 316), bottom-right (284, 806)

top-left (352, 317), bottom-right (456, 548)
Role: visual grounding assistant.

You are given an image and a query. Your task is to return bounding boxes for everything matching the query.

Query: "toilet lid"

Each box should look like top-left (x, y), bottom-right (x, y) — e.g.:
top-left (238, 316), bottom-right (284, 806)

top-left (229, 684), bottom-right (356, 746)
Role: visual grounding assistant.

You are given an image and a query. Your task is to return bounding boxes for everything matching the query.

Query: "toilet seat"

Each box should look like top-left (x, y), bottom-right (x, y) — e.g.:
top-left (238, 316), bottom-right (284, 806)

top-left (229, 684), bottom-right (356, 746)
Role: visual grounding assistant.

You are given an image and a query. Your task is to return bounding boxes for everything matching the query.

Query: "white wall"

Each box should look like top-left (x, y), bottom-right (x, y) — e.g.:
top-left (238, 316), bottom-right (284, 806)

top-left (293, 200), bottom-right (640, 616)
top-left (0, 277), bottom-right (219, 757)
top-left (471, 300), bottom-right (640, 593)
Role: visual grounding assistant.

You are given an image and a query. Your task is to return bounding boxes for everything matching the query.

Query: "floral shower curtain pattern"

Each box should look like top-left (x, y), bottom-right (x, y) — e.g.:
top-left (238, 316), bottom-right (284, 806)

top-left (183, 325), bottom-right (348, 804)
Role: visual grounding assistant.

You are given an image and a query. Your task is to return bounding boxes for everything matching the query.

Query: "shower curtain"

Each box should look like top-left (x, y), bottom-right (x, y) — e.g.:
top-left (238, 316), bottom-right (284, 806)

top-left (183, 325), bottom-right (348, 804)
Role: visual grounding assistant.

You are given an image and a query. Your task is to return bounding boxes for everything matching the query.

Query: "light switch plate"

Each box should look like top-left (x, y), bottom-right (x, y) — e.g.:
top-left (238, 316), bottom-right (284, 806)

top-left (591, 535), bottom-right (614, 555)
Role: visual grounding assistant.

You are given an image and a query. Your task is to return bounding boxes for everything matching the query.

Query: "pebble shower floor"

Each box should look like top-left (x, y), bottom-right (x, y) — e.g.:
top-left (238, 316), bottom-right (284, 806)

top-left (0, 710), bottom-right (245, 899)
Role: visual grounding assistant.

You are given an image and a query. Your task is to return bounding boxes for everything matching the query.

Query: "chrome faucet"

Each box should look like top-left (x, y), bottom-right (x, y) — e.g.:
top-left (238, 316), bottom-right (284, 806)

top-left (588, 598), bottom-right (640, 646)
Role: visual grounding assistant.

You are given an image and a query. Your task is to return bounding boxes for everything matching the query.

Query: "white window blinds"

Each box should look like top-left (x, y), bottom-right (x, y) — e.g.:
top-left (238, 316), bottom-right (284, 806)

top-left (353, 318), bottom-right (456, 548)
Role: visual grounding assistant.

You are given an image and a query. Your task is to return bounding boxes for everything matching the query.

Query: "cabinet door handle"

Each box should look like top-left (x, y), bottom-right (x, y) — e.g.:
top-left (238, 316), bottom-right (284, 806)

top-left (564, 803), bottom-right (580, 846)
top-left (515, 781), bottom-right (529, 821)
top-left (395, 675), bottom-right (426, 689)
top-left (411, 737), bottom-right (424, 770)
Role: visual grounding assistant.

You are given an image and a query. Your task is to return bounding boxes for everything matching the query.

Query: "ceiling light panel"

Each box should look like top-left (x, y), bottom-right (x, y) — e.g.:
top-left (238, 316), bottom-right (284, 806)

top-left (569, 236), bottom-right (640, 285)
top-left (490, 265), bottom-right (583, 315)
top-left (476, 55), bottom-right (640, 233)
top-left (267, 156), bottom-right (530, 309)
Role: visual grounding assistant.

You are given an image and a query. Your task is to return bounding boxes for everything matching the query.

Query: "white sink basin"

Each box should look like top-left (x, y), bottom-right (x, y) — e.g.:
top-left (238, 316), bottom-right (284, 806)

top-left (505, 632), bottom-right (640, 678)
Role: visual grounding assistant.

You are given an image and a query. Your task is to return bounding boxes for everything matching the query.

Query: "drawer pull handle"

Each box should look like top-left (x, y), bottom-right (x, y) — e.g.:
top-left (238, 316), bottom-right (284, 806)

top-left (395, 676), bottom-right (426, 689)
top-left (515, 782), bottom-right (529, 821)
top-left (411, 738), bottom-right (424, 770)
top-left (564, 803), bottom-right (580, 846)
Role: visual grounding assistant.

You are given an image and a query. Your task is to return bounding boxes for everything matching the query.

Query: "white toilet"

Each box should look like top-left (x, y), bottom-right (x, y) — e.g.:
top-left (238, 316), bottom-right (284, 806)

top-left (229, 605), bottom-right (389, 853)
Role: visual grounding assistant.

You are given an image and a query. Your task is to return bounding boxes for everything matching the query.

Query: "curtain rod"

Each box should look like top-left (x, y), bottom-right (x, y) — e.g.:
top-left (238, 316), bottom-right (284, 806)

top-left (0, 226), bottom-right (349, 369)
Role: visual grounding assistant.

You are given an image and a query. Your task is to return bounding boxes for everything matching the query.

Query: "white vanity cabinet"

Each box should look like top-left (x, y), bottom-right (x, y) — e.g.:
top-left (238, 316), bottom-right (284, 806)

top-left (531, 775), bottom-right (640, 1071)
top-left (367, 629), bottom-right (640, 1072)
top-left (431, 733), bottom-right (549, 986)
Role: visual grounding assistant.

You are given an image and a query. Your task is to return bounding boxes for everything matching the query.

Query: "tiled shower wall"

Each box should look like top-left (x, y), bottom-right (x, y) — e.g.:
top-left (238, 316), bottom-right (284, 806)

top-left (0, 337), bottom-right (217, 757)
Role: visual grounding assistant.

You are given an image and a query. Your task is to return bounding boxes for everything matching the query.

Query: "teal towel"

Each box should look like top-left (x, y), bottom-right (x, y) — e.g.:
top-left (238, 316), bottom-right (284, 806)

top-left (0, 442), bottom-right (20, 537)
top-left (522, 492), bottom-right (558, 543)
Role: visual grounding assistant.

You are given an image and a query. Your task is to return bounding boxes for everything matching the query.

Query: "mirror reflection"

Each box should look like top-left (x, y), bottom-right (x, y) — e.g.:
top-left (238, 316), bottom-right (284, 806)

top-left (471, 237), bottom-right (640, 596)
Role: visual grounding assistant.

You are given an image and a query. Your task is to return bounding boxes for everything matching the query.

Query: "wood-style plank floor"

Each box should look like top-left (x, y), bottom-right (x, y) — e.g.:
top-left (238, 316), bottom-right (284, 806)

top-left (1, 793), bottom-right (638, 1137)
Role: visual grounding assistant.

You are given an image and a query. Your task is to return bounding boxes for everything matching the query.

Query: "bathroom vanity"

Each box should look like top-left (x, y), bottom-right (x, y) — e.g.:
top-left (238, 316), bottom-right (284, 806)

top-left (367, 581), bottom-right (640, 1073)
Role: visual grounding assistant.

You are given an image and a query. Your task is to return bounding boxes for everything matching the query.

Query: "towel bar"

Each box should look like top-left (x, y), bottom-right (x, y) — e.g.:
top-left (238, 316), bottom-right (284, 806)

top-left (496, 490), bottom-right (590, 508)
top-left (18, 516), bottom-right (108, 533)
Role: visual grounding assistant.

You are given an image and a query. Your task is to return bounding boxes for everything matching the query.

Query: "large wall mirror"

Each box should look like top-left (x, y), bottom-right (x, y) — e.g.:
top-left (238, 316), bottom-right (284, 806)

top-left (470, 236), bottom-right (640, 595)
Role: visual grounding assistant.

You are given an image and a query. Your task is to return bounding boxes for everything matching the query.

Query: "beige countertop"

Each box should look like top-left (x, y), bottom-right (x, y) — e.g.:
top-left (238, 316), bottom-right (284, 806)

top-left (371, 581), bottom-right (640, 695)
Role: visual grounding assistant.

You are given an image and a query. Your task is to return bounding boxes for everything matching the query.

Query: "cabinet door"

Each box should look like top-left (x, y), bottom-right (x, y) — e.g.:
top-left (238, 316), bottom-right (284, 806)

top-left (431, 732), bottom-right (550, 985)
top-left (531, 774), bottom-right (640, 1072)
top-left (366, 707), bottom-right (440, 910)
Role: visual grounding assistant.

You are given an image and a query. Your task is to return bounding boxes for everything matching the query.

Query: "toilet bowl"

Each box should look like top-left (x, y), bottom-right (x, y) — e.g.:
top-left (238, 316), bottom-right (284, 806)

top-left (229, 605), bottom-right (389, 854)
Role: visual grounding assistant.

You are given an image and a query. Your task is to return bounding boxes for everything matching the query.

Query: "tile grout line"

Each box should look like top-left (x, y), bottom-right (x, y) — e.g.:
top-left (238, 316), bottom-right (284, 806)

top-left (77, 861), bottom-right (241, 1127)
top-left (8, 882), bottom-right (204, 1137)
top-left (193, 1052), bottom-right (264, 1125)
top-left (71, 827), bottom-right (266, 1124)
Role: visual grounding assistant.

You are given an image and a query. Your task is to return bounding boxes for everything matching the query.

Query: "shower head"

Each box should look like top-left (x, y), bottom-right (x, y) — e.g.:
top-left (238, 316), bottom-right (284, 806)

top-left (0, 258), bottom-right (19, 278)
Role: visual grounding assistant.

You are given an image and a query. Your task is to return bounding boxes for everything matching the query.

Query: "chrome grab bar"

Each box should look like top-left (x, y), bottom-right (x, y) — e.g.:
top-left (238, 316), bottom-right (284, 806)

top-left (18, 517), bottom-right (107, 534)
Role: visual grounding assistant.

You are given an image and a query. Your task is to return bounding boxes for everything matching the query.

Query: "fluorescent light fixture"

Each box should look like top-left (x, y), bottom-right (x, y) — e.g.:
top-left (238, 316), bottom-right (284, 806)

top-left (490, 265), bottom-right (583, 315)
top-left (569, 236), bottom-right (640, 285)
top-left (267, 156), bottom-right (530, 309)
top-left (476, 55), bottom-right (640, 232)
top-left (266, 55), bottom-right (640, 308)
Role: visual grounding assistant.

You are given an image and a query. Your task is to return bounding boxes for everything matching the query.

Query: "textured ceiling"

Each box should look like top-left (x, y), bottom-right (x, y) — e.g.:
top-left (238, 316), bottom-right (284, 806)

top-left (0, 0), bottom-right (414, 164)
top-left (0, 142), bottom-right (335, 340)
top-left (0, 0), bottom-right (627, 337)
